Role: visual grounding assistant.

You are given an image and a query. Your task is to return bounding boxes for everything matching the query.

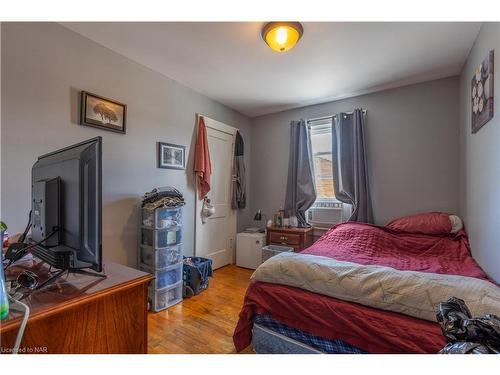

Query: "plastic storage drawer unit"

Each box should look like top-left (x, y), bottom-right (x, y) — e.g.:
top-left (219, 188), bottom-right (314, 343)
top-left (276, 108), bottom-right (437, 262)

top-left (140, 245), bottom-right (182, 270)
top-left (142, 206), bottom-right (183, 229)
top-left (141, 227), bottom-right (182, 248)
top-left (148, 281), bottom-right (183, 312)
top-left (138, 203), bottom-right (184, 312)
top-left (140, 262), bottom-right (183, 290)
top-left (261, 245), bottom-right (294, 263)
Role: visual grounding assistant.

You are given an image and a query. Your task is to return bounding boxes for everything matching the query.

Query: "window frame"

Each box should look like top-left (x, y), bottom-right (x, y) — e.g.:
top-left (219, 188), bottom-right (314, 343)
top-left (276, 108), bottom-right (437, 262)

top-left (308, 118), bottom-right (340, 207)
top-left (307, 118), bottom-right (345, 227)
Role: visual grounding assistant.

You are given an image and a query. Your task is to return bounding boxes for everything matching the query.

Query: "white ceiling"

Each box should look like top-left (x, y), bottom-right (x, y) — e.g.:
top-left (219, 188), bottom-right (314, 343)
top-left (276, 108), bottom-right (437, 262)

top-left (61, 22), bottom-right (481, 117)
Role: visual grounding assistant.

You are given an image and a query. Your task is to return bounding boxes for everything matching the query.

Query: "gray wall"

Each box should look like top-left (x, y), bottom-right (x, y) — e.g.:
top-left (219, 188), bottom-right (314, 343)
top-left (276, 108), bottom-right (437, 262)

top-left (250, 77), bottom-right (460, 226)
top-left (459, 23), bottom-right (500, 283)
top-left (1, 22), bottom-right (252, 267)
top-left (4, 22), bottom-right (494, 281)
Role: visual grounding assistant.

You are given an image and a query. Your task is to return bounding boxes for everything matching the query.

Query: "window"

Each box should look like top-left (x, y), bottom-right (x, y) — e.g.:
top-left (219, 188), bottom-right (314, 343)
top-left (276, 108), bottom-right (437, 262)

top-left (308, 119), bottom-right (343, 227)
top-left (310, 121), bottom-right (337, 206)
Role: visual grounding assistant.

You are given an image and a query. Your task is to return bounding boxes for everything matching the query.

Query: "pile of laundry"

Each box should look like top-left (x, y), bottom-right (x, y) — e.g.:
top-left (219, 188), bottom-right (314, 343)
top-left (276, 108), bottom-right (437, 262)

top-left (184, 257), bottom-right (213, 282)
top-left (183, 256), bottom-right (213, 298)
top-left (437, 297), bottom-right (500, 354)
top-left (142, 186), bottom-right (186, 210)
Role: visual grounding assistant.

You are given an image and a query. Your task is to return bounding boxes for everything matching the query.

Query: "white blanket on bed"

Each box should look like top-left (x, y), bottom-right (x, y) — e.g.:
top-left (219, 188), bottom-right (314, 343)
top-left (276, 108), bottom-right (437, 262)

top-left (251, 252), bottom-right (500, 322)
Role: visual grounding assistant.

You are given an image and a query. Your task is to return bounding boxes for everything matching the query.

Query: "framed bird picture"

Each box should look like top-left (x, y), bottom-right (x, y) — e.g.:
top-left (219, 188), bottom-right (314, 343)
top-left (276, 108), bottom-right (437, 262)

top-left (80, 91), bottom-right (127, 134)
top-left (471, 50), bottom-right (494, 134)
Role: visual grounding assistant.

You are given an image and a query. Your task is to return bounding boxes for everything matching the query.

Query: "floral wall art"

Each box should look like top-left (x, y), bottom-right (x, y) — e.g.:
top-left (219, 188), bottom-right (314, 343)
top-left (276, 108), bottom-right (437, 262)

top-left (471, 50), bottom-right (494, 133)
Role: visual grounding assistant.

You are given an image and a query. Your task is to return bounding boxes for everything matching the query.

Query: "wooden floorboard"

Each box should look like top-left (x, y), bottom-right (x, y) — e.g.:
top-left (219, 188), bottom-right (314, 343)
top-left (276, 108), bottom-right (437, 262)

top-left (148, 264), bottom-right (254, 354)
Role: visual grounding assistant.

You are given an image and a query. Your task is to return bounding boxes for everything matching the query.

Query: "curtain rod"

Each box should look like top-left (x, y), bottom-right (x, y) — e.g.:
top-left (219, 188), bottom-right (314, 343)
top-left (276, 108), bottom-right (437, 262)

top-left (306, 109), bottom-right (367, 123)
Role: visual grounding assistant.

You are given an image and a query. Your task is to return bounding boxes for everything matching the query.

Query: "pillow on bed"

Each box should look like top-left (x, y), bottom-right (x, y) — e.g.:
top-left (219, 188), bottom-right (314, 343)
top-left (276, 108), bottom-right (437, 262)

top-left (386, 212), bottom-right (462, 235)
top-left (449, 214), bottom-right (463, 233)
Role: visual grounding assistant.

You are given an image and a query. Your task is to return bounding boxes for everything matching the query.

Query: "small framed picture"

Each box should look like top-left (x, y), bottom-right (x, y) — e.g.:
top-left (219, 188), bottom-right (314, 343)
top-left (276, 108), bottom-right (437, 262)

top-left (158, 142), bottom-right (186, 170)
top-left (80, 91), bottom-right (127, 134)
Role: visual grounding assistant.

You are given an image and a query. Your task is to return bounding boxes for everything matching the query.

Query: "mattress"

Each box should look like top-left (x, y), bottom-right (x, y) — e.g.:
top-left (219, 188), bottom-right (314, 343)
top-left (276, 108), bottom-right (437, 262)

top-left (253, 314), bottom-right (365, 354)
top-left (252, 323), bottom-right (322, 354)
top-left (234, 222), bottom-right (489, 353)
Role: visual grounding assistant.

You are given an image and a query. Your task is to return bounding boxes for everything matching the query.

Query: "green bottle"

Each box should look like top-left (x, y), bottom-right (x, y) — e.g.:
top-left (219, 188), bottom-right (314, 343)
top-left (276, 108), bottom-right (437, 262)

top-left (0, 221), bottom-right (9, 320)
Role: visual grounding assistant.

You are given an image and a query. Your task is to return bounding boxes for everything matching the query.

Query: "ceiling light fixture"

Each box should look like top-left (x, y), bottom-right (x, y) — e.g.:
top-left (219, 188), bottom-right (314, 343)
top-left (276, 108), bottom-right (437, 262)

top-left (261, 22), bottom-right (303, 53)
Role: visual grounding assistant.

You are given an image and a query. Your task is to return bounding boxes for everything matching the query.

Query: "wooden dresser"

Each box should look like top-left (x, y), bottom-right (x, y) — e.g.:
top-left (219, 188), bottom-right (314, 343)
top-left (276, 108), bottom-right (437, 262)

top-left (266, 226), bottom-right (313, 251)
top-left (1, 257), bottom-right (152, 354)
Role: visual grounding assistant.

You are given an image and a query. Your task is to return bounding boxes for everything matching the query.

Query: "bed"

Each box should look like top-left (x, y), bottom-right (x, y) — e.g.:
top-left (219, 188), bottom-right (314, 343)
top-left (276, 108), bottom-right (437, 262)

top-left (233, 213), bottom-right (499, 354)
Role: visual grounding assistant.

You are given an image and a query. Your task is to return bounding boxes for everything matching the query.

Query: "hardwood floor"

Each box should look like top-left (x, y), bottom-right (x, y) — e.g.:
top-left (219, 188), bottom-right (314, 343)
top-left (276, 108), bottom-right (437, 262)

top-left (148, 265), bottom-right (254, 354)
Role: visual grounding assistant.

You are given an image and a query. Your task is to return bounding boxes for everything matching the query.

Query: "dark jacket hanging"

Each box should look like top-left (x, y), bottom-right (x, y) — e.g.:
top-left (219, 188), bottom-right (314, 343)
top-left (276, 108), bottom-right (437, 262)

top-left (232, 131), bottom-right (246, 209)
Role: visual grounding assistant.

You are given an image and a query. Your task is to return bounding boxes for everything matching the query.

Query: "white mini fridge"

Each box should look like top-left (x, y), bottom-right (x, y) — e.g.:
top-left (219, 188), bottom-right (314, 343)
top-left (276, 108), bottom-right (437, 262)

top-left (236, 232), bottom-right (266, 269)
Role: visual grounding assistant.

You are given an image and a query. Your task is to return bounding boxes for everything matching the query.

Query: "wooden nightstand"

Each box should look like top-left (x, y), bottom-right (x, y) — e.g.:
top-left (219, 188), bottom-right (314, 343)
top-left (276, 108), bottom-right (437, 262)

top-left (266, 226), bottom-right (313, 252)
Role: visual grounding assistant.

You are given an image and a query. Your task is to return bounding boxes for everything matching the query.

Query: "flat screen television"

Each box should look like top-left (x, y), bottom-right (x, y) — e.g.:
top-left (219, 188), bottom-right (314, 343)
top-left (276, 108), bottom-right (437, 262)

top-left (30, 137), bottom-right (102, 272)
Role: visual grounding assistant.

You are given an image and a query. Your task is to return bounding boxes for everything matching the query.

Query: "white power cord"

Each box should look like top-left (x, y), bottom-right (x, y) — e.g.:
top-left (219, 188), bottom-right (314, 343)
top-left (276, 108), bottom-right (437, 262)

top-left (7, 294), bottom-right (30, 354)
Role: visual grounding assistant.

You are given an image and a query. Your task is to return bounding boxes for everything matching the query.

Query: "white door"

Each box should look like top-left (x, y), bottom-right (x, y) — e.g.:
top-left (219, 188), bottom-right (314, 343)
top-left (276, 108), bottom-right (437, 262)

top-left (195, 115), bottom-right (237, 270)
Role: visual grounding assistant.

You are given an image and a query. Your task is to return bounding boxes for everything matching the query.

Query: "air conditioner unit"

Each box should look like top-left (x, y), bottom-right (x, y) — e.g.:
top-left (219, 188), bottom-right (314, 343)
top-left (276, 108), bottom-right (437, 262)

top-left (307, 203), bottom-right (345, 228)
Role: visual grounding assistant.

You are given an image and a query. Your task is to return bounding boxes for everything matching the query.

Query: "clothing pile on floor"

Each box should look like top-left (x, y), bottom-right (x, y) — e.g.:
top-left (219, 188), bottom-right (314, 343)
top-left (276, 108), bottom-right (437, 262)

top-left (142, 186), bottom-right (186, 209)
top-left (437, 297), bottom-right (500, 354)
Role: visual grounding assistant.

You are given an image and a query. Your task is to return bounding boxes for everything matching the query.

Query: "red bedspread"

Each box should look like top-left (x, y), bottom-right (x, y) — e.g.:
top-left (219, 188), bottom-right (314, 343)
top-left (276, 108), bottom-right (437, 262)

top-left (233, 222), bottom-right (488, 353)
top-left (302, 223), bottom-right (487, 278)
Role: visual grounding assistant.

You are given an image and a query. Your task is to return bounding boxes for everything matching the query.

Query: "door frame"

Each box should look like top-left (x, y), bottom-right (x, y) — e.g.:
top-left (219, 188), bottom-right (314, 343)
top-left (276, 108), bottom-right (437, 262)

top-left (194, 114), bottom-right (237, 266)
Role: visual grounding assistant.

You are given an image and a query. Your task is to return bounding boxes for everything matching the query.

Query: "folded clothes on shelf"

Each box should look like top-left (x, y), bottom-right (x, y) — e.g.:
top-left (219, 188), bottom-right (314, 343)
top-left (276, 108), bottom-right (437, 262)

top-left (142, 186), bottom-right (186, 209)
top-left (143, 196), bottom-right (185, 210)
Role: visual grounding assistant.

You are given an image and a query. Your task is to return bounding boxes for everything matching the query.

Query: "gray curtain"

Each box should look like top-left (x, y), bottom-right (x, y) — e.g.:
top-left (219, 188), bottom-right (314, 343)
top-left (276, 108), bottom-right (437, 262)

top-left (332, 109), bottom-right (373, 223)
top-left (284, 120), bottom-right (317, 227)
